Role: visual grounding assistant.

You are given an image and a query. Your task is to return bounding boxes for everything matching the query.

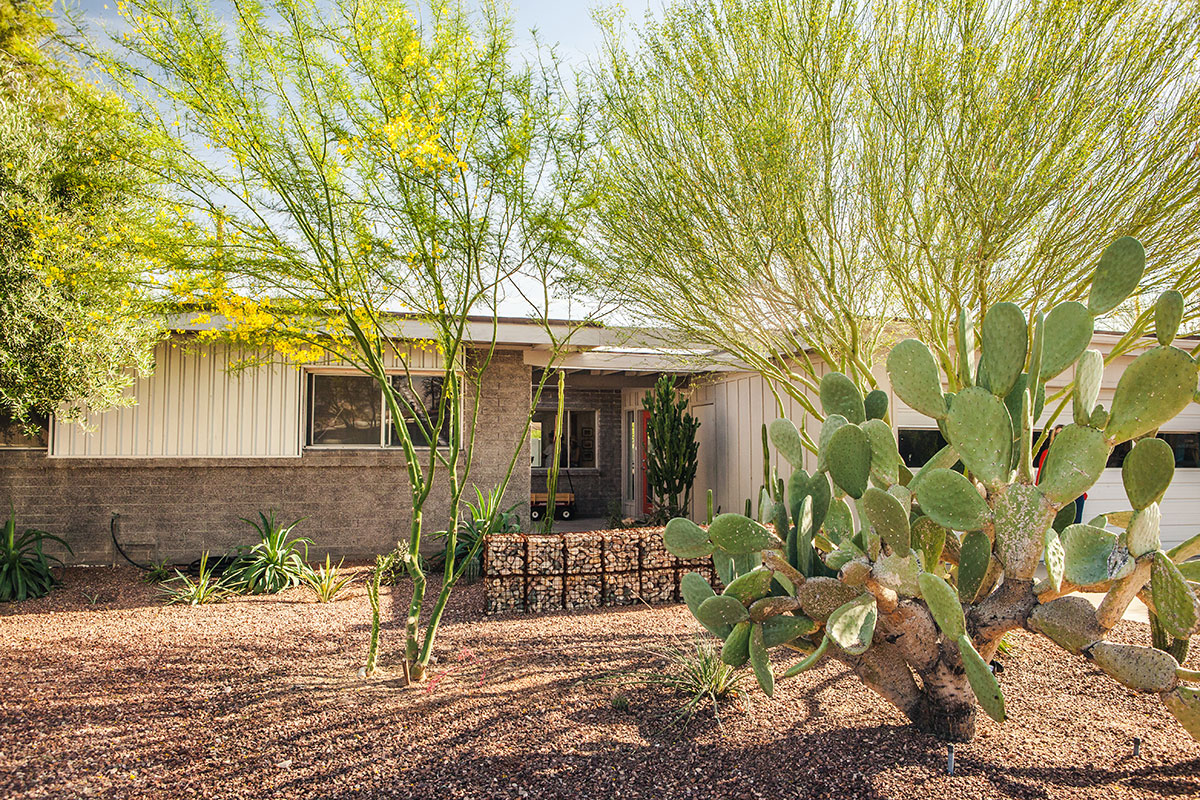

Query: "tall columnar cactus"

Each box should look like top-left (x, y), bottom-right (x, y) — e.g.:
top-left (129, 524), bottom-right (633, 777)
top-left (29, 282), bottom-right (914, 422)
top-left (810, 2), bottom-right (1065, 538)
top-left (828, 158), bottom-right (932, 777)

top-left (643, 374), bottom-right (701, 522)
top-left (662, 237), bottom-right (1200, 742)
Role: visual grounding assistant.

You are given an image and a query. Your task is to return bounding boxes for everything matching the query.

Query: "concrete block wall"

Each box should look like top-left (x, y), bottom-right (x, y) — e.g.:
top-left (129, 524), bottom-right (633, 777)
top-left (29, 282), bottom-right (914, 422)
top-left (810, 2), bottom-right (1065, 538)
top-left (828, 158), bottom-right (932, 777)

top-left (530, 385), bottom-right (622, 518)
top-left (0, 350), bottom-right (532, 565)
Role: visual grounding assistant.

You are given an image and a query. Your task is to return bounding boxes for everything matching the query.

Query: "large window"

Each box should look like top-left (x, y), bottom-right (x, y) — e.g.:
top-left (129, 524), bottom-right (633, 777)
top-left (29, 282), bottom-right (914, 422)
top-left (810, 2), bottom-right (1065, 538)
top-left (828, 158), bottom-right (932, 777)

top-left (898, 428), bottom-right (948, 469)
top-left (0, 410), bottom-right (48, 449)
top-left (531, 409), bottom-right (597, 469)
top-left (307, 372), bottom-right (451, 449)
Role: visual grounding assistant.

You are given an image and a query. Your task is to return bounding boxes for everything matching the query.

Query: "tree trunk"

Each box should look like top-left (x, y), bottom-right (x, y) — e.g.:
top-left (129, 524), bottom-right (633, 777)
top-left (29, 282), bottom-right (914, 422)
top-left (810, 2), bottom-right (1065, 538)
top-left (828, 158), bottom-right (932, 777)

top-left (913, 690), bottom-right (977, 742)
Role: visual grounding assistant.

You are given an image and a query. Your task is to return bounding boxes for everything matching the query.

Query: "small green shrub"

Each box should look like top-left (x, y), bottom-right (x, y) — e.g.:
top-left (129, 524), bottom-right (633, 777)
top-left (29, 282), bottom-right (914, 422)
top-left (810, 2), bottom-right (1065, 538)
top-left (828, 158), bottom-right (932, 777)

top-left (160, 552), bottom-right (231, 605)
top-left (606, 637), bottom-right (746, 724)
top-left (0, 506), bottom-right (72, 602)
top-left (304, 554), bottom-right (354, 602)
top-left (227, 511), bottom-right (313, 594)
top-left (432, 487), bottom-right (521, 583)
top-left (142, 560), bottom-right (174, 584)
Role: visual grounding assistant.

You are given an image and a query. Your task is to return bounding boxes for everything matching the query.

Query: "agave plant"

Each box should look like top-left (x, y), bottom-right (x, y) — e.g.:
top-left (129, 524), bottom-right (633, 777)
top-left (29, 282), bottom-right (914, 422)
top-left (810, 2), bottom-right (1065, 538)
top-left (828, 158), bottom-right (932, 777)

top-left (304, 553), bottom-right (355, 602)
top-left (433, 487), bottom-right (521, 584)
top-left (0, 506), bottom-right (72, 602)
top-left (160, 551), bottom-right (231, 605)
top-left (227, 511), bottom-right (313, 594)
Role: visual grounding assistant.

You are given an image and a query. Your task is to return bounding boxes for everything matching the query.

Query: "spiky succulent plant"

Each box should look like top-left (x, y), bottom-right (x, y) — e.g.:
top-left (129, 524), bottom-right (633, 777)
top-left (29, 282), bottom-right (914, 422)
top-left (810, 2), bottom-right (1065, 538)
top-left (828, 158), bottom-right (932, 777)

top-left (663, 237), bottom-right (1200, 742)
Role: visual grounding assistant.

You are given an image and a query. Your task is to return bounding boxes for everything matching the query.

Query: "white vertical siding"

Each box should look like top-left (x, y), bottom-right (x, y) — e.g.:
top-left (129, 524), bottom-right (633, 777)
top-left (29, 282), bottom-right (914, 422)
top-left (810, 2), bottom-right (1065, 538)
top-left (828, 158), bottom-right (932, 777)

top-left (52, 341), bottom-right (304, 458)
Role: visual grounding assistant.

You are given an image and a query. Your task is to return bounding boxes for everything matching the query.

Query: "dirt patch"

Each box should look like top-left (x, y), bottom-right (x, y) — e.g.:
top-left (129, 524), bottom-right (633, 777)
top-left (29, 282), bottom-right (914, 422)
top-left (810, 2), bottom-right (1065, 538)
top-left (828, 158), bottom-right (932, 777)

top-left (1, 566), bottom-right (1197, 799)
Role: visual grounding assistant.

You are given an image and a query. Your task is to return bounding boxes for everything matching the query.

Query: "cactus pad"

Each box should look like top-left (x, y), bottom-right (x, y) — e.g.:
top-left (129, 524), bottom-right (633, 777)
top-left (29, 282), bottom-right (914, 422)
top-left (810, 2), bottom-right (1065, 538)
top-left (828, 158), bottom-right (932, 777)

top-left (827, 594), bottom-right (878, 656)
top-left (820, 372), bottom-right (866, 425)
top-left (914, 468), bottom-right (991, 531)
top-left (1163, 686), bottom-right (1200, 741)
top-left (1029, 596), bottom-right (1105, 655)
top-left (1122, 436), bottom-right (1175, 510)
top-left (699, 595), bottom-right (752, 629)
top-left (799, 577), bottom-right (861, 622)
top-left (817, 414), bottom-right (849, 473)
top-left (980, 301), bottom-right (1029, 398)
top-left (749, 623), bottom-right (775, 695)
top-left (873, 551), bottom-right (922, 596)
top-left (1089, 236), bottom-right (1146, 316)
top-left (789, 469), bottom-right (832, 535)
top-left (918, 572), bottom-right (966, 639)
top-left (708, 513), bottom-right (777, 555)
top-left (945, 387), bottom-right (1014, 487)
top-left (724, 567), bottom-right (776, 605)
top-left (1126, 504), bottom-right (1161, 558)
top-left (1061, 523), bottom-right (1118, 587)
top-left (761, 614), bottom-right (818, 647)
top-left (1037, 424), bottom-right (1109, 506)
top-left (864, 389), bottom-right (890, 421)
top-left (958, 634), bottom-right (1006, 722)
top-left (681, 572), bottom-right (730, 638)
top-left (1087, 641), bottom-right (1180, 693)
top-left (957, 311), bottom-right (976, 388)
top-left (911, 516), bottom-right (948, 570)
top-left (958, 530), bottom-right (992, 602)
top-left (888, 338), bottom-right (947, 420)
top-left (992, 482), bottom-right (1053, 579)
top-left (1156, 289), bottom-right (1185, 346)
top-left (823, 497), bottom-right (854, 544)
top-left (769, 418), bottom-right (807, 469)
top-left (826, 423), bottom-right (871, 499)
top-left (1105, 345), bottom-right (1199, 445)
top-left (1044, 528), bottom-right (1065, 593)
top-left (1073, 350), bottom-right (1104, 427)
top-left (722, 620), bottom-right (752, 666)
top-left (663, 518), bottom-right (713, 559)
top-left (1040, 301), bottom-right (1094, 380)
top-left (1151, 551), bottom-right (1200, 639)
top-left (862, 418), bottom-right (901, 486)
top-left (863, 486), bottom-right (911, 557)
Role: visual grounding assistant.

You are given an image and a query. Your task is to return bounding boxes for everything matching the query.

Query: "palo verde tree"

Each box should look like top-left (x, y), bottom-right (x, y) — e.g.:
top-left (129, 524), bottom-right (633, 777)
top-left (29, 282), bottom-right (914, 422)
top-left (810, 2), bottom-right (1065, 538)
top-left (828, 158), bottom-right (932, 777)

top-left (642, 374), bottom-right (700, 522)
top-left (591, 0), bottom-right (1200, 450)
top-left (92, 0), bottom-right (603, 681)
top-left (0, 0), bottom-right (159, 432)
top-left (663, 238), bottom-right (1200, 742)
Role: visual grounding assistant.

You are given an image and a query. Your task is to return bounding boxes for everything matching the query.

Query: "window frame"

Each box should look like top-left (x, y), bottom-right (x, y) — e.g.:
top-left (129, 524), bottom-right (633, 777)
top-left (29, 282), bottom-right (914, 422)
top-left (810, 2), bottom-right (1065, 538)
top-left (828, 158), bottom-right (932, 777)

top-left (303, 368), bottom-right (460, 451)
top-left (530, 408), bottom-right (599, 471)
top-left (0, 410), bottom-right (51, 451)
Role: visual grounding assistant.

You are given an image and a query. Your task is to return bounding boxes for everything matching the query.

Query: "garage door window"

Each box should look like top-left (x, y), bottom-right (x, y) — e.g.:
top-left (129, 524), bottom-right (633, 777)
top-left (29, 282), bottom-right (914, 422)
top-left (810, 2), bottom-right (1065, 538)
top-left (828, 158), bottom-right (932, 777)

top-left (1107, 433), bottom-right (1200, 469)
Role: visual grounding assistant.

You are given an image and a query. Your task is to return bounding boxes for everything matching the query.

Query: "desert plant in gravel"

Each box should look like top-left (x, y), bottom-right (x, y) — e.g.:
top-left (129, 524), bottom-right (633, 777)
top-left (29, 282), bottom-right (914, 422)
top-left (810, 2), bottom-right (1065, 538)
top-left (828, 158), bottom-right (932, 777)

top-left (643, 374), bottom-right (702, 522)
top-left (663, 236), bottom-right (1200, 742)
top-left (605, 636), bottom-right (746, 725)
top-left (227, 512), bottom-right (313, 595)
top-left (304, 554), bottom-right (355, 603)
top-left (160, 552), bottom-right (231, 606)
top-left (0, 506), bottom-right (71, 602)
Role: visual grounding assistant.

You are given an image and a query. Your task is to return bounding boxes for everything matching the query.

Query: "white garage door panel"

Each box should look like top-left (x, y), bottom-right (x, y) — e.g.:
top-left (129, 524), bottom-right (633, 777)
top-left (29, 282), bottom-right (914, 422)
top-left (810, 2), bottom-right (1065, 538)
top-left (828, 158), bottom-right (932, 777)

top-left (1086, 470), bottom-right (1198, 551)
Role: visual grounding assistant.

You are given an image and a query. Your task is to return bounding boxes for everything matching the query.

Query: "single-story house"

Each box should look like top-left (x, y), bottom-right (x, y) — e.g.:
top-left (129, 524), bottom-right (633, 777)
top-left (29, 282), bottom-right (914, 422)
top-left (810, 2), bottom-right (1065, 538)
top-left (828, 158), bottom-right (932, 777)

top-left (2, 320), bottom-right (1196, 564)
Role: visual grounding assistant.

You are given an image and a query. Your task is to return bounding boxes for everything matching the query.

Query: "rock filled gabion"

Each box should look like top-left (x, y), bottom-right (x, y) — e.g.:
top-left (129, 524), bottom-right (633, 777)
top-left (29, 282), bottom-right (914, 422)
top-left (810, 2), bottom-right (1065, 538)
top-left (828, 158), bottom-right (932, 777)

top-left (483, 529), bottom-right (715, 614)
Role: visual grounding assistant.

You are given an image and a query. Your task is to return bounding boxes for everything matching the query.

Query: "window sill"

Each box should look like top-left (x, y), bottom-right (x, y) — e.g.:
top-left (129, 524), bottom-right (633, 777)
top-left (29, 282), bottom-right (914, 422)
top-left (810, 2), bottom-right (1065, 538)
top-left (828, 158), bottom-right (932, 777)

top-left (531, 467), bottom-right (602, 475)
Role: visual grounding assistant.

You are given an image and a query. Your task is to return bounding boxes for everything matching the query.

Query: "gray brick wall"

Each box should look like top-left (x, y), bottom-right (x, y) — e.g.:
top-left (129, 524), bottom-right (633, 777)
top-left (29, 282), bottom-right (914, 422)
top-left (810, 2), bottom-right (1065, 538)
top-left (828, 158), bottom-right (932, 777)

top-left (0, 350), bottom-right (531, 565)
top-left (530, 385), bottom-right (622, 518)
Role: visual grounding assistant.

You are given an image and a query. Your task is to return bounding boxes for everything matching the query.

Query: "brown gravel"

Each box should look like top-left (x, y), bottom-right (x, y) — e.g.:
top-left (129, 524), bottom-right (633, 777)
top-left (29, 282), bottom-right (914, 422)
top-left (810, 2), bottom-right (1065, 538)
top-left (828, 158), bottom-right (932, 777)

top-left (2, 566), bottom-right (1198, 800)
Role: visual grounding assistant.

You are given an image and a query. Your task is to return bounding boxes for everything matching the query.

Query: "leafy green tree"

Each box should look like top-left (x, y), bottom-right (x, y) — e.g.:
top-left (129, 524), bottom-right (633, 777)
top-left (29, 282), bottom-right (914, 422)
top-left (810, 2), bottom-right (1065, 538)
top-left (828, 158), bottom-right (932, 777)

top-left (643, 374), bottom-right (700, 521)
top-left (93, 0), bottom-right (603, 682)
top-left (591, 0), bottom-right (1200, 448)
top-left (0, 0), bottom-right (159, 430)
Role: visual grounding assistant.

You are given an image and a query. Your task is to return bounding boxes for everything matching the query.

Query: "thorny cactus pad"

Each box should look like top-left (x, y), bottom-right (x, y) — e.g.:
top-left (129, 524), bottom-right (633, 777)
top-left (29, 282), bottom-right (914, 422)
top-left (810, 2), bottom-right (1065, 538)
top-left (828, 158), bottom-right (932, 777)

top-left (663, 237), bottom-right (1200, 742)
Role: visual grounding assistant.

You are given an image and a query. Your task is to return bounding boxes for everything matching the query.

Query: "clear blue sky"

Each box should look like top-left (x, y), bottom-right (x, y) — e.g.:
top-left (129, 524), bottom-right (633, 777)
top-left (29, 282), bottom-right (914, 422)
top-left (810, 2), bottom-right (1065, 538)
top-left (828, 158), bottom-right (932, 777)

top-left (67, 0), bottom-right (660, 65)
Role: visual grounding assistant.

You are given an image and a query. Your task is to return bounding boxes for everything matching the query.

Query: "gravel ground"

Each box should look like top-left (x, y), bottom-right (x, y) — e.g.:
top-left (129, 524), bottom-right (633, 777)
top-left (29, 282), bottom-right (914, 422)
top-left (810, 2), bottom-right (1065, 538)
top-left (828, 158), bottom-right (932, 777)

top-left (2, 566), bottom-right (1198, 800)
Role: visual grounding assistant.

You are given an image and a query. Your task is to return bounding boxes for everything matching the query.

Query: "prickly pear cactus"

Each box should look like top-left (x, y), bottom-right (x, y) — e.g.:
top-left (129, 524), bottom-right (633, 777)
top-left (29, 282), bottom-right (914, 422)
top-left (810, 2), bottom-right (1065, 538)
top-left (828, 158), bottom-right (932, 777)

top-left (662, 237), bottom-right (1200, 743)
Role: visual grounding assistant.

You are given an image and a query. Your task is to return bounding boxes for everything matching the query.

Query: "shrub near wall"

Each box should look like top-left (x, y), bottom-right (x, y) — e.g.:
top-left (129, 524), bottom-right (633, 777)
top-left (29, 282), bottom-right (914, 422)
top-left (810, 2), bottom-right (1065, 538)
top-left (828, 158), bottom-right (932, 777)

top-left (484, 528), bottom-right (715, 614)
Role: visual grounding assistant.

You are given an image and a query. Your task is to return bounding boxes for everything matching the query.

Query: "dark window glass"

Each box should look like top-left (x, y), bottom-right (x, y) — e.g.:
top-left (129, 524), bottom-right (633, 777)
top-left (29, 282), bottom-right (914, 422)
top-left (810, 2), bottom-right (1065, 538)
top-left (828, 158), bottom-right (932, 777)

top-left (0, 409), bottom-right (49, 449)
top-left (530, 409), bottom-right (598, 469)
top-left (898, 429), bottom-right (948, 468)
top-left (388, 375), bottom-right (450, 448)
top-left (308, 374), bottom-right (381, 446)
top-left (1108, 433), bottom-right (1200, 469)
